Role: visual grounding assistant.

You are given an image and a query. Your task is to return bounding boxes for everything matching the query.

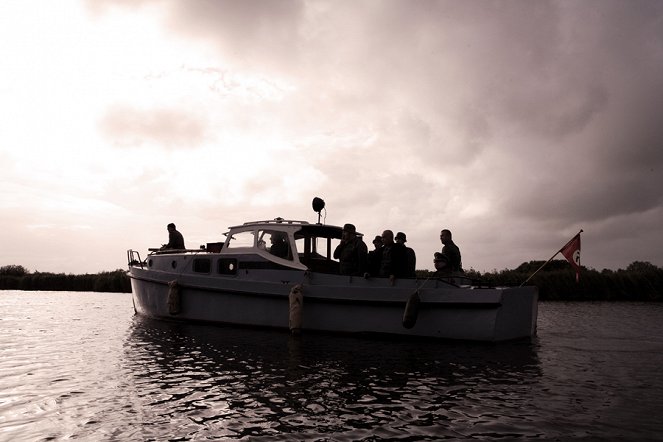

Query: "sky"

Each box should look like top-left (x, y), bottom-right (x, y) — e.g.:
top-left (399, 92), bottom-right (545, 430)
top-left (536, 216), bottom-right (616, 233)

top-left (1, 0), bottom-right (662, 275)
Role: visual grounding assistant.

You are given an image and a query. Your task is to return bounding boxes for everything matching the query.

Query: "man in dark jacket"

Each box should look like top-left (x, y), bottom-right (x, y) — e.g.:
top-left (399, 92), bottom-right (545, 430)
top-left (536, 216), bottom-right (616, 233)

top-left (379, 230), bottom-right (408, 282)
top-left (333, 223), bottom-right (368, 276)
top-left (395, 232), bottom-right (416, 278)
top-left (366, 235), bottom-right (383, 277)
top-left (434, 229), bottom-right (462, 273)
top-left (162, 223), bottom-right (185, 250)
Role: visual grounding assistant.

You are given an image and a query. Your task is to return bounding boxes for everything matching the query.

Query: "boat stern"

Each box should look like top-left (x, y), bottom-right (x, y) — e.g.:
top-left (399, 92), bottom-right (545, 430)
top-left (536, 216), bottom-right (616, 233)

top-left (494, 286), bottom-right (539, 341)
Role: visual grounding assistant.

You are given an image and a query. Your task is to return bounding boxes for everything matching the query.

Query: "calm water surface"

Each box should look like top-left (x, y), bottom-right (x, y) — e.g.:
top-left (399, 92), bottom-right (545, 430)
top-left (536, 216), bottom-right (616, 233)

top-left (1, 291), bottom-right (662, 441)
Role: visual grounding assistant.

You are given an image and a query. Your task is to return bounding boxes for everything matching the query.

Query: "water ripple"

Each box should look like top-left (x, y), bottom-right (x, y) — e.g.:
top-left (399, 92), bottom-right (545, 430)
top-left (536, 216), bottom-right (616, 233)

top-left (2, 293), bottom-right (663, 440)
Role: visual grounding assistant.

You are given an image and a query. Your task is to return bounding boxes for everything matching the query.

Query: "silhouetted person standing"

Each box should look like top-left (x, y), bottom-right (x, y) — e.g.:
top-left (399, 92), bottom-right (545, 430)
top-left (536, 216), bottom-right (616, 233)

top-left (379, 230), bottom-right (408, 282)
top-left (333, 223), bottom-right (368, 276)
top-left (395, 231), bottom-right (416, 278)
top-left (434, 229), bottom-right (462, 273)
top-left (366, 235), bottom-right (383, 277)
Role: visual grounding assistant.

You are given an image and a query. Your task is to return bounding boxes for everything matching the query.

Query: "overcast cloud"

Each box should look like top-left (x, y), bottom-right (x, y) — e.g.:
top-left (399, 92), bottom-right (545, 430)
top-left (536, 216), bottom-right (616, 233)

top-left (1, 0), bottom-right (662, 274)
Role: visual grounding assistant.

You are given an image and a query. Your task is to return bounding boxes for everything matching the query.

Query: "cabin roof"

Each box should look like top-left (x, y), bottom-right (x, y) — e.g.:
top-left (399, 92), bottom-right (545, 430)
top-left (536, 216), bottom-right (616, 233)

top-left (226, 218), bottom-right (362, 238)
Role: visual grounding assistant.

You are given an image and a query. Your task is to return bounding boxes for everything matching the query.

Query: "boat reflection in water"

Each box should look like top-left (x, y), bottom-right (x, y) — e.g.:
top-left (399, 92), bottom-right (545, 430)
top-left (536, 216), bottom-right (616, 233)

top-left (122, 315), bottom-right (542, 440)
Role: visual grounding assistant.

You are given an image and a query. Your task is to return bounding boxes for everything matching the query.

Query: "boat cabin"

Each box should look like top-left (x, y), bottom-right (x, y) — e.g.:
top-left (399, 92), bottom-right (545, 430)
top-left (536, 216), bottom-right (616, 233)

top-left (218, 218), bottom-right (352, 274)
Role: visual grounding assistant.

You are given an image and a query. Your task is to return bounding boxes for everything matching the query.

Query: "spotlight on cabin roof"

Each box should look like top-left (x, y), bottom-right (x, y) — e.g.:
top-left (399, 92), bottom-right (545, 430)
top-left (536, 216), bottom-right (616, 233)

top-left (312, 197), bottom-right (325, 213)
top-left (312, 197), bottom-right (325, 224)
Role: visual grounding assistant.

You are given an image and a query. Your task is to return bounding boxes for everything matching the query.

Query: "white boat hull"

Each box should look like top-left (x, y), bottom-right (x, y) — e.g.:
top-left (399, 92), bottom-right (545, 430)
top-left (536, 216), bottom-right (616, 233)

top-left (129, 266), bottom-right (538, 342)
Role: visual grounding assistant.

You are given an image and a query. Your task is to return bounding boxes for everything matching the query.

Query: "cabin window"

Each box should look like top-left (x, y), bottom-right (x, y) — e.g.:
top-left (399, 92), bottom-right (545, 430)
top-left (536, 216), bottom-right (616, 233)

top-left (225, 231), bottom-right (256, 249)
top-left (311, 236), bottom-right (339, 261)
top-left (193, 258), bottom-right (211, 273)
top-left (218, 258), bottom-right (238, 275)
top-left (258, 230), bottom-right (292, 260)
top-left (294, 235), bottom-right (340, 274)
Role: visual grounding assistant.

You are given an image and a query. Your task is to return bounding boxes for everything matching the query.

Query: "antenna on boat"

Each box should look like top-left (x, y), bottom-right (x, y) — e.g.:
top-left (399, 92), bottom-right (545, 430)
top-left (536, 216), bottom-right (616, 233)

top-left (312, 197), bottom-right (325, 224)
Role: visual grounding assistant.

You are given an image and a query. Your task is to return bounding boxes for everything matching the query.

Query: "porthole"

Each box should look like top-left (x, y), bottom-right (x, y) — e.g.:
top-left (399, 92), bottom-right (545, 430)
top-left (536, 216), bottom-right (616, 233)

top-left (148, 259), bottom-right (153, 267)
top-left (218, 258), bottom-right (238, 275)
top-left (171, 260), bottom-right (177, 269)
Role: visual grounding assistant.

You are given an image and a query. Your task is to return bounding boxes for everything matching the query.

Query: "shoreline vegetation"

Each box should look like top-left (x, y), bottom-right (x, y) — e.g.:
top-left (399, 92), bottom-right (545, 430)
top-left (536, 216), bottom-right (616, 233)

top-left (1, 260), bottom-right (661, 301)
top-left (0, 266), bottom-right (130, 294)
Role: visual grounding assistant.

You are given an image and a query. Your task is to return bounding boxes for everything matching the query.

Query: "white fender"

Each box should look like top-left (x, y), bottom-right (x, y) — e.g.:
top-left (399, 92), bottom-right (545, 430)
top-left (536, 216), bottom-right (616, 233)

top-left (167, 280), bottom-right (181, 315)
top-left (289, 284), bottom-right (304, 334)
top-left (402, 291), bottom-right (420, 329)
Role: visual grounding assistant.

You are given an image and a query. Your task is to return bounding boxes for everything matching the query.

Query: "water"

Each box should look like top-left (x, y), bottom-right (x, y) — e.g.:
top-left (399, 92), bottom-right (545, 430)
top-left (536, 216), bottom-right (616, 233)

top-left (1, 291), bottom-right (663, 441)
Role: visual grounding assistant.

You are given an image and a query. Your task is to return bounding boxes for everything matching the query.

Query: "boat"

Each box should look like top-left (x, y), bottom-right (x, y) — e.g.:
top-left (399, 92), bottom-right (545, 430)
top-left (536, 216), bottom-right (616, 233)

top-left (126, 199), bottom-right (538, 342)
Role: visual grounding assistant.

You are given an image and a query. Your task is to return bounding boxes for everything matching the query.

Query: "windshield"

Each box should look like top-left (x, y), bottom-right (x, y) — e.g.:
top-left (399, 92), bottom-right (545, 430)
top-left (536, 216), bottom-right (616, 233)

top-left (225, 231), bottom-right (255, 248)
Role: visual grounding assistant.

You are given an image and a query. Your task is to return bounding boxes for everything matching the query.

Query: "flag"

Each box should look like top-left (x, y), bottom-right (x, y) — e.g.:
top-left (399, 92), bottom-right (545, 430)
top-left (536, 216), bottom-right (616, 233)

top-left (560, 232), bottom-right (581, 282)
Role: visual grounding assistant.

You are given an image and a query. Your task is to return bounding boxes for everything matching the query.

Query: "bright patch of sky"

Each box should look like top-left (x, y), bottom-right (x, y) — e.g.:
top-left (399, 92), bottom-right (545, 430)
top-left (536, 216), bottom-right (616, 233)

top-left (1, 0), bottom-right (663, 274)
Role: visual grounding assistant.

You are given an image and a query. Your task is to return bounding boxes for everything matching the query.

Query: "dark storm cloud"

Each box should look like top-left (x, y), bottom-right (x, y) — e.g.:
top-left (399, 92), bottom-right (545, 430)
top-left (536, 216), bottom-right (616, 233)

top-left (423, 1), bottom-right (663, 230)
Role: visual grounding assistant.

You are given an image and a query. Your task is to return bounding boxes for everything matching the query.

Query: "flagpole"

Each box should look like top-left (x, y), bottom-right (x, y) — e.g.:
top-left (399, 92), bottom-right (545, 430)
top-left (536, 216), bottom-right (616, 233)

top-left (519, 229), bottom-right (583, 287)
top-left (519, 251), bottom-right (560, 287)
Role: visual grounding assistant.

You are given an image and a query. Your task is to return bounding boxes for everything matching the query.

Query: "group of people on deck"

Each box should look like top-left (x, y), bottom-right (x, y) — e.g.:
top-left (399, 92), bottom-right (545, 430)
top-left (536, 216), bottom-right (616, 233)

top-left (160, 221), bottom-right (463, 279)
top-left (333, 223), bottom-right (463, 280)
top-left (333, 225), bottom-right (414, 279)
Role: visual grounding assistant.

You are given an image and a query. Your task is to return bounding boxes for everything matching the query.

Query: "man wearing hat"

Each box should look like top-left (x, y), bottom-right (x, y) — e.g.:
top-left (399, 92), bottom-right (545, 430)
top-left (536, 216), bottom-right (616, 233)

top-left (366, 235), bottom-right (383, 277)
top-left (378, 230), bottom-right (408, 281)
top-left (395, 232), bottom-right (416, 277)
top-left (333, 223), bottom-right (368, 276)
top-left (379, 230), bottom-right (407, 284)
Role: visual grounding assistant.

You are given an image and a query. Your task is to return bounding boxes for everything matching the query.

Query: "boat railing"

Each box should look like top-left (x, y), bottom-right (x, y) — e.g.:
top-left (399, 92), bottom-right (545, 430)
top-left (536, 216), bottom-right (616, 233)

top-left (433, 273), bottom-right (476, 288)
top-left (127, 249), bottom-right (145, 268)
top-left (239, 218), bottom-right (311, 227)
top-left (146, 248), bottom-right (206, 255)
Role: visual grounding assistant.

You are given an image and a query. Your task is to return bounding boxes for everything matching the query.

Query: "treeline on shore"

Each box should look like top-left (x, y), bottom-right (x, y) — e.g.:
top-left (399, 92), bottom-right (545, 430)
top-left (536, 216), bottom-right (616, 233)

top-left (423, 260), bottom-right (663, 301)
top-left (1, 260), bottom-right (662, 300)
top-left (0, 265), bottom-right (130, 293)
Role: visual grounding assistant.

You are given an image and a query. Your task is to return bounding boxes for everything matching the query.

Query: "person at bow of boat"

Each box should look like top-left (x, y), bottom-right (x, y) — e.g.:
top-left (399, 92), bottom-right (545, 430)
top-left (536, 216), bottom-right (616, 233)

top-left (161, 223), bottom-right (185, 250)
top-left (378, 230), bottom-right (408, 284)
top-left (434, 229), bottom-right (462, 273)
top-left (333, 223), bottom-right (368, 276)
